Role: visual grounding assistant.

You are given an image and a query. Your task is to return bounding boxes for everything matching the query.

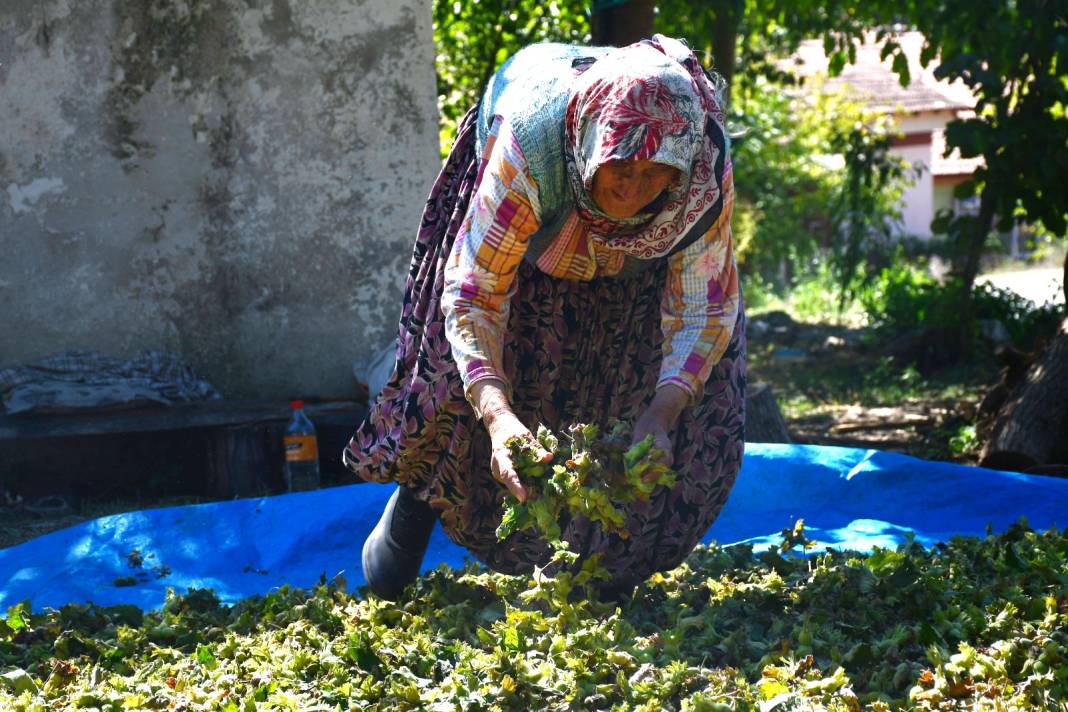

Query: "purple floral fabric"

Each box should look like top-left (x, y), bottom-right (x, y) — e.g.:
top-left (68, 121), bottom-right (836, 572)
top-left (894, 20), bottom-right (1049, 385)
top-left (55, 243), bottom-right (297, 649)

top-left (344, 106), bottom-right (746, 587)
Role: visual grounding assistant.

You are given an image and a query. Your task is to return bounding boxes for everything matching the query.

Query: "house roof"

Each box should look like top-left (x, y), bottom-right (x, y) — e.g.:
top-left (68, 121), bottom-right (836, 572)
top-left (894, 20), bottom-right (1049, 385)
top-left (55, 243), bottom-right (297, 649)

top-left (787, 32), bottom-right (975, 115)
top-left (822, 63), bottom-right (969, 114)
top-left (931, 128), bottom-right (984, 176)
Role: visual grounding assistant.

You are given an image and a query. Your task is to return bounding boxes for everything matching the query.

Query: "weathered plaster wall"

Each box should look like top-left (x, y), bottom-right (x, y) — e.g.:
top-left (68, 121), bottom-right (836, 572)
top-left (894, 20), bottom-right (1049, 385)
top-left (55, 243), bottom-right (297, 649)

top-left (0, 0), bottom-right (439, 398)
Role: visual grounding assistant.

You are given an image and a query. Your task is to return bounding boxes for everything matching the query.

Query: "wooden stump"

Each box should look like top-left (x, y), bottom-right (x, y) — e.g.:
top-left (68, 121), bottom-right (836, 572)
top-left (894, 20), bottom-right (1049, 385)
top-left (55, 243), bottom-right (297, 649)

top-left (204, 422), bottom-right (286, 498)
top-left (746, 381), bottom-right (791, 443)
top-left (980, 315), bottom-right (1068, 471)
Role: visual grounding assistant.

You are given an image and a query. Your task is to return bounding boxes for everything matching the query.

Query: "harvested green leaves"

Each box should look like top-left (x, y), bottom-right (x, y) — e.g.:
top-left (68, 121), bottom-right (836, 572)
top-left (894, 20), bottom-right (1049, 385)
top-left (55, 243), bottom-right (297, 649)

top-left (2, 519), bottom-right (1066, 710)
top-left (496, 421), bottom-right (676, 543)
top-left (494, 421), bottom-right (677, 610)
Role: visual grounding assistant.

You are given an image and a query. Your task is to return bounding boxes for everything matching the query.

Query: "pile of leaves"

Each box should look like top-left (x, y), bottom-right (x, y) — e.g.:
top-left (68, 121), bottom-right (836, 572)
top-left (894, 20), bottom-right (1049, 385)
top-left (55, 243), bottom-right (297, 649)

top-left (499, 421), bottom-right (677, 543)
top-left (1, 425), bottom-right (1066, 710)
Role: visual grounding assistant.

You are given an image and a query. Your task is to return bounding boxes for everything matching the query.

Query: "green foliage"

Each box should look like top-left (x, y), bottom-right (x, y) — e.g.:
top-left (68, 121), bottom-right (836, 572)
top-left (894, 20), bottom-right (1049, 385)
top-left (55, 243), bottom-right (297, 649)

top-left (781, 263), bottom-right (863, 324)
top-left (753, 0), bottom-right (1068, 240)
top-left (861, 356), bottom-right (925, 403)
top-left (433, 0), bottom-right (589, 154)
top-left (727, 76), bottom-right (906, 291)
top-left (729, 75), bottom-right (838, 276)
top-left (3, 522), bottom-right (1068, 709)
top-left (829, 113), bottom-right (908, 305)
top-left (855, 256), bottom-right (1064, 370)
top-left (499, 421), bottom-right (676, 544)
top-left (859, 259), bottom-right (946, 337)
top-left (948, 423), bottom-right (980, 458)
top-left (658, 0), bottom-right (1067, 325)
top-left (922, 0), bottom-right (1068, 239)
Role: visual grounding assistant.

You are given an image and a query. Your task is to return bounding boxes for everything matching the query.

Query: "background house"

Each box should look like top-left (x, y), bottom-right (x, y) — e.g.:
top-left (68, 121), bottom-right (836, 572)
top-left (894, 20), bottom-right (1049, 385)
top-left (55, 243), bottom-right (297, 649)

top-left (789, 31), bottom-right (984, 243)
top-left (0, 0), bottom-right (440, 400)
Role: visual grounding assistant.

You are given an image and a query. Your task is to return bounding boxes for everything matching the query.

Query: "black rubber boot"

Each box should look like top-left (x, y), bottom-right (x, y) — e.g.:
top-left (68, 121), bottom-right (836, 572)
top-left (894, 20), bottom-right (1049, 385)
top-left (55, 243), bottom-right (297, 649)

top-left (594, 580), bottom-right (638, 606)
top-left (361, 487), bottom-right (437, 601)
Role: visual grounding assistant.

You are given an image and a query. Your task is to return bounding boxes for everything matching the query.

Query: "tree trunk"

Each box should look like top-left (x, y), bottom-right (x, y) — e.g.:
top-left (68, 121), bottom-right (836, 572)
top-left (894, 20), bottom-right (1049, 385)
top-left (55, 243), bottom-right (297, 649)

top-left (745, 381), bottom-right (791, 443)
top-left (710, 0), bottom-right (741, 104)
top-left (950, 191), bottom-right (997, 354)
top-left (979, 315), bottom-right (1068, 471)
top-left (591, 0), bottom-right (655, 47)
top-left (959, 193), bottom-right (995, 296)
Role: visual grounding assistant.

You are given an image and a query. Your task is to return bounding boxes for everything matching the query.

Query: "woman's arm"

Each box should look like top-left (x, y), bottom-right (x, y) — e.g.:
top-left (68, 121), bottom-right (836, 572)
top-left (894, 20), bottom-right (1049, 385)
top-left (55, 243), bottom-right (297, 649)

top-left (441, 117), bottom-right (541, 404)
top-left (635, 159), bottom-right (740, 455)
top-left (441, 117), bottom-right (550, 496)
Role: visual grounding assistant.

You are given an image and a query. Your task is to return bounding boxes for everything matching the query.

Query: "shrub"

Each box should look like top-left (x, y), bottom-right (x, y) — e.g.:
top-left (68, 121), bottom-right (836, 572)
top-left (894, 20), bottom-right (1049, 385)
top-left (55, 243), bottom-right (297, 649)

top-left (858, 260), bottom-right (944, 336)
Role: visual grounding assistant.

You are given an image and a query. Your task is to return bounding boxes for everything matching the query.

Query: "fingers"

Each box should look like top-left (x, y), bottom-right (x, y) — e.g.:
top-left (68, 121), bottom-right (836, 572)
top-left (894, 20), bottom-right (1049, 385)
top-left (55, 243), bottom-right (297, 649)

top-left (501, 468), bottom-right (528, 502)
top-left (514, 429), bottom-right (552, 464)
top-left (492, 451), bottom-right (528, 502)
top-left (656, 440), bottom-right (674, 467)
top-left (641, 437), bottom-right (673, 482)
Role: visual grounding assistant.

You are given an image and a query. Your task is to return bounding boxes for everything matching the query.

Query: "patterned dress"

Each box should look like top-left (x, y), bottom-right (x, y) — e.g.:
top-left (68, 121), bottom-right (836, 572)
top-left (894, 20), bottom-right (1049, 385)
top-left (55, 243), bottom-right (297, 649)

top-left (345, 36), bottom-right (746, 589)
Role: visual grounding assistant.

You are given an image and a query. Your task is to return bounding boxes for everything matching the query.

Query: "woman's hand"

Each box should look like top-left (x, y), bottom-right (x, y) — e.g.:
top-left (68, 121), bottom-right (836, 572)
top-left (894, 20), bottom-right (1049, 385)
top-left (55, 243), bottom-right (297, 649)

top-left (632, 383), bottom-right (690, 474)
top-left (471, 379), bottom-right (552, 502)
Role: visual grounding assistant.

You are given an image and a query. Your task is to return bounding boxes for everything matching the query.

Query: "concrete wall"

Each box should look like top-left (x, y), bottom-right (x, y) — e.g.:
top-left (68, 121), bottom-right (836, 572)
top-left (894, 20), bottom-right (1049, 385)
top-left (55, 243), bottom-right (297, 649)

top-left (0, 0), bottom-right (440, 399)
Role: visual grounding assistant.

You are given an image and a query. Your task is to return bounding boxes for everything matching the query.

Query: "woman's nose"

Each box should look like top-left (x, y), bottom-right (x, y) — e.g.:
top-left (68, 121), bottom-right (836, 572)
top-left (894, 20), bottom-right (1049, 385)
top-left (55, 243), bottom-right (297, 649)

top-left (617, 176), bottom-right (638, 199)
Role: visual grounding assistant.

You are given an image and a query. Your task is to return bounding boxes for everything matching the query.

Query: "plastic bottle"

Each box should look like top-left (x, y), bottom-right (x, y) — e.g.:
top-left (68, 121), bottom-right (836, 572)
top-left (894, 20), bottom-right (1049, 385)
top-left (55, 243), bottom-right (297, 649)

top-left (284, 400), bottom-right (321, 491)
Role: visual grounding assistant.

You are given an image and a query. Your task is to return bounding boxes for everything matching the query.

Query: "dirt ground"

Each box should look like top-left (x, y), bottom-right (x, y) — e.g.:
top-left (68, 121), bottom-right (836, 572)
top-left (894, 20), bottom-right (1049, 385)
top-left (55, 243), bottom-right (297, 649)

top-left (746, 312), bottom-right (995, 463)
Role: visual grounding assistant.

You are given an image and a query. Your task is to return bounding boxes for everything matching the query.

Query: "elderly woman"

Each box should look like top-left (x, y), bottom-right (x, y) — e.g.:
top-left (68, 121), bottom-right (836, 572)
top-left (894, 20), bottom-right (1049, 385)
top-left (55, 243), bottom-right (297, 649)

top-left (345, 34), bottom-right (745, 601)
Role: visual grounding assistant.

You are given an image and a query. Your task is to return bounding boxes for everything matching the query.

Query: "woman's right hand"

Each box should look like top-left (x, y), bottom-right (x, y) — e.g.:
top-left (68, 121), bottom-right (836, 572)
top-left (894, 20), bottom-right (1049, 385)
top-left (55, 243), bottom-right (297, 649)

top-left (485, 410), bottom-right (552, 502)
top-left (470, 379), bottom-right (552, 502)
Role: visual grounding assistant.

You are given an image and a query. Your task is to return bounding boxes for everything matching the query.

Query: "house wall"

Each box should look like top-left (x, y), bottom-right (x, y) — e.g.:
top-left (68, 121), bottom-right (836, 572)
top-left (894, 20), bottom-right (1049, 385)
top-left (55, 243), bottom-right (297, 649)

top-left (0, 0), bottom-right (440, 399)
top-left (932, 177), bottom-right (969, 219)
top-left (892, 142), bottom-right (934, 239)
top-left (889, 111), bottom-right (959, 239)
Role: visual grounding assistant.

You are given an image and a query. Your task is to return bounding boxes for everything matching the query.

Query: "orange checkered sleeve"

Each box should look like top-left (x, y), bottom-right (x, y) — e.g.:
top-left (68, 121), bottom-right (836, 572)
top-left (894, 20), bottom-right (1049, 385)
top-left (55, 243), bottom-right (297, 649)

top-left (441, 117), bottom-right (541, 402)
top-left (658, 158), bottom-right (739, 403)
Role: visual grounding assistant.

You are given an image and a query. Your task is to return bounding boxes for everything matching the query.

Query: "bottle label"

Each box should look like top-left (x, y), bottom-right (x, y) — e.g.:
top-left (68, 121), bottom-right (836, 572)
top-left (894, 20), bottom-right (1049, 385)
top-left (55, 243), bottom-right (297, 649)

top-left (284, 435), bottom-right (319, 462)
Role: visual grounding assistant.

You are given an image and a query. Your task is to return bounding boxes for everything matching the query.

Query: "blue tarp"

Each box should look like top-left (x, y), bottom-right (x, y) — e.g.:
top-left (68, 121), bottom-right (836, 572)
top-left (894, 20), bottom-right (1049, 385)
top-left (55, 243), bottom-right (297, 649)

top-left (2, 444), bottom-right (1066, 611)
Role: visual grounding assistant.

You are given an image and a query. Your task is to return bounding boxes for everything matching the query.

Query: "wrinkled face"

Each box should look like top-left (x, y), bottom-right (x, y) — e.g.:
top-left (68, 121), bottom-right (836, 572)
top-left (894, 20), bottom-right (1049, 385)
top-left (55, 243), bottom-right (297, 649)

top-left (590, 159), bottom-right (680, 219)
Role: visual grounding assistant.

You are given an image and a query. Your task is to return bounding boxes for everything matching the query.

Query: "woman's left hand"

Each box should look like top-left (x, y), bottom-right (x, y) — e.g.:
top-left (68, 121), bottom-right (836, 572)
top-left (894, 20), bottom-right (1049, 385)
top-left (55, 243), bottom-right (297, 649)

top-left (632, 383), bottom-right (690, 473)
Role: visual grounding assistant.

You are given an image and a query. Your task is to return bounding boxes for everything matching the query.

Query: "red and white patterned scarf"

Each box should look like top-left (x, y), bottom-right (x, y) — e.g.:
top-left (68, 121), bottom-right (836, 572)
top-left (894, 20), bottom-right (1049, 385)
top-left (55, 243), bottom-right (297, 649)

top-left (564, 34), bottom-right (728, 258)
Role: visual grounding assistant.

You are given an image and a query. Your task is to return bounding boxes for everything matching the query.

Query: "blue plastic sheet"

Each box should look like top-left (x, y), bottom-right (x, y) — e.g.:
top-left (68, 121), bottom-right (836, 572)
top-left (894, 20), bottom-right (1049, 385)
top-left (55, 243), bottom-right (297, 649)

top-left (2, 444), bottom-right (1065, 611)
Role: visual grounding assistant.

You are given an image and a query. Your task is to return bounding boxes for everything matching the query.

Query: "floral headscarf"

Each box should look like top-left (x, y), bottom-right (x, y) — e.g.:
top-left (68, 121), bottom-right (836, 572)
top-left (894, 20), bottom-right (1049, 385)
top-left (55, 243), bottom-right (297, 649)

top-left (564, 34), bottom-right (728, 258)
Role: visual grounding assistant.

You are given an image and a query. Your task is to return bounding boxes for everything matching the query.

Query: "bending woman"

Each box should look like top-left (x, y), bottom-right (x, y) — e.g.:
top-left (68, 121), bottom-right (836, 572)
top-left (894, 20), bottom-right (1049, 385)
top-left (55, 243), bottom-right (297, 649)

top-left (345, 34), bottom-right (746, 601)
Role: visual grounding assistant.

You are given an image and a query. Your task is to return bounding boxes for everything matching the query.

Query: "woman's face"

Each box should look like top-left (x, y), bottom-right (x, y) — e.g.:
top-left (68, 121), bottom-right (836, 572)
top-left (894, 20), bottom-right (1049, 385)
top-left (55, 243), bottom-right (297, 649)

top-left (591, 159), bottom-right (679, 219)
